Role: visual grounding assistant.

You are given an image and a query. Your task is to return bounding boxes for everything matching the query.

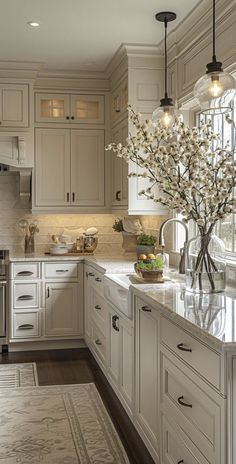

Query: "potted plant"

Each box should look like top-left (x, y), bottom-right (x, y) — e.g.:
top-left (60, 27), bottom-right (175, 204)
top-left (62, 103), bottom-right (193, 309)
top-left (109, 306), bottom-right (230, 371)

top-left (135, 255), bottom-right (164, 282)
top-left (112, 218), bottom-right (138, 254)
top-left (136, 233), bottom-right (157, 259)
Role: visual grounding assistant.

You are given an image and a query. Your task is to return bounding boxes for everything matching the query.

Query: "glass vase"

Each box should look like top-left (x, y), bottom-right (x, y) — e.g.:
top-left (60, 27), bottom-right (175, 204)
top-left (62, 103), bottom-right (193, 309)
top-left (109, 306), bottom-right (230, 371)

top-left (185, 233), bottom-right (226, 294)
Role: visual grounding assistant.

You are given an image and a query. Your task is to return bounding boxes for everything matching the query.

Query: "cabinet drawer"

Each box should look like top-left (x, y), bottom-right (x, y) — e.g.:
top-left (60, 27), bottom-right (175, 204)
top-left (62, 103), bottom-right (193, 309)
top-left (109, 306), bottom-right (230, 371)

top-left (13, 312), bottom-right (40, 338)
top-left (87, 269), bottom-right (104, 296)
top-left (161, 353), bottom-right (221, 464)
top-left (44, 262), bottom-right (78, 279)
top-left (13, 282), bottom-right (39, 309)
top-left (91, 289), bottom-right (107, 334)
top-left (12, 262), bottom-right (40, 279)
top-left (162, 415), bottom-right (208, 464)
top-left (91, 321), bottom-right (106, 363)
top-left (161, 316), bottom-right (221, 389)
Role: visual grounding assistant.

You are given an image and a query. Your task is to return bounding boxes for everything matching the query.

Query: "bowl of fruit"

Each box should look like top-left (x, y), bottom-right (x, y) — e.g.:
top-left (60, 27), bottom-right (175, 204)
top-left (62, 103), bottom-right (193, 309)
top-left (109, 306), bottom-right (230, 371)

top-left (134, 254), bottom-right (164, 282)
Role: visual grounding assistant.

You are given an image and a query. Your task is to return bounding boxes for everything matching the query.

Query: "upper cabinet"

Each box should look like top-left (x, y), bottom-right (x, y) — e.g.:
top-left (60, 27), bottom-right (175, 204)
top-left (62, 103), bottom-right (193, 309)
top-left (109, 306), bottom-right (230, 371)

top-left (111, 79), bottom-right (128, 125)
top-left (111, 120), bottom-right (128, 208)
top-left (0, 84), bottom-right (29, 128)
top-left (35, 93), bottom-right (104, 124)
top-left (34, 128), bottom-right (105, 210)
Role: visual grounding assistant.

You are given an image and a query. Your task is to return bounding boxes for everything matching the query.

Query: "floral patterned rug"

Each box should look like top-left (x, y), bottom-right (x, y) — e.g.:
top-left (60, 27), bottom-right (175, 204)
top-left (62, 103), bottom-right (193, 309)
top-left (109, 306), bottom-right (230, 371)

top-left (0, 382), bottom-right (130, 463)
top-left (0, 363), bottom-right (38, 388)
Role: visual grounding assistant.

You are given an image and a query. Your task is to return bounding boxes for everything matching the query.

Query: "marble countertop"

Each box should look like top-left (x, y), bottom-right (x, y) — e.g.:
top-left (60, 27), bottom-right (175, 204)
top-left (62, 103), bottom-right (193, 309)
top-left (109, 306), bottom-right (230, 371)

top-left (126, 277), bottom-right (236, 349)
top-left (9, 253), bottom-right (136, 274)
top-left (9, 252), bottom-right (236, 349)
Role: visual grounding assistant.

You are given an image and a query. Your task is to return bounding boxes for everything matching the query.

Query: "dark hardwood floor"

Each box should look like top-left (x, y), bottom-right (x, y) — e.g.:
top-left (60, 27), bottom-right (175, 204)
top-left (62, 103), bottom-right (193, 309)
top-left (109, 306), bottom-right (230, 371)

top-left (0, 348), bottom-right (155, 464)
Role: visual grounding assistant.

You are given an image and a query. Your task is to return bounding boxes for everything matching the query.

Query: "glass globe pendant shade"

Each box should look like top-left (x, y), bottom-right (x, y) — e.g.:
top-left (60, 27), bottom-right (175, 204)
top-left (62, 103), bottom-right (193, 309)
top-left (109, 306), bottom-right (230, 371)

top-left (152, 103), bottom-right (177, 128)
top-left (194, 69), bottom-right (236, 115)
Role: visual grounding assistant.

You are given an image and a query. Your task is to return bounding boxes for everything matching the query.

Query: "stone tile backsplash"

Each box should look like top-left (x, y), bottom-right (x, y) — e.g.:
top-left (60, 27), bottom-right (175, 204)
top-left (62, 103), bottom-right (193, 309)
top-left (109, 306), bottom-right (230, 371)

top-left (0, 174), bottom-right (169, 255)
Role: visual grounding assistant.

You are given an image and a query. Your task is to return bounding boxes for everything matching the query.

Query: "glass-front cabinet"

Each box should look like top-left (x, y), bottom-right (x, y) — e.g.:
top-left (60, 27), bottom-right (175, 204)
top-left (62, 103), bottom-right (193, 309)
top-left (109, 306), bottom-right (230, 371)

top-left (35, 93), bottom-right (104, 124)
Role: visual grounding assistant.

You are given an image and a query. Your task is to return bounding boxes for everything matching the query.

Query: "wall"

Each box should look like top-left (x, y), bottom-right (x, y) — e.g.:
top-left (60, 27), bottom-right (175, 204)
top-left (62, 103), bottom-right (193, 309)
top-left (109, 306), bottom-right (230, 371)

top-left (0, 174), bottom-right (168, 255)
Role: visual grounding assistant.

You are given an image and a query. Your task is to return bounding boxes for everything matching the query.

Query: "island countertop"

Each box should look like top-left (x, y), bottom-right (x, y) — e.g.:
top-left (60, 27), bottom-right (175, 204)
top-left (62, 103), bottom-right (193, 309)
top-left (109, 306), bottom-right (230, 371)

top-left (9, 252), bottom-right (236, 349)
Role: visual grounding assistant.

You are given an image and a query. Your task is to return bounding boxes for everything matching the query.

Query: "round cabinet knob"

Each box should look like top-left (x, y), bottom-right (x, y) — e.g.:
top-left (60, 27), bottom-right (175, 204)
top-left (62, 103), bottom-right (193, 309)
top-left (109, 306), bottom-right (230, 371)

top-left (71, 116), bottom-right (75, 120)
top-left (66, 116), bottom-right (70, 120)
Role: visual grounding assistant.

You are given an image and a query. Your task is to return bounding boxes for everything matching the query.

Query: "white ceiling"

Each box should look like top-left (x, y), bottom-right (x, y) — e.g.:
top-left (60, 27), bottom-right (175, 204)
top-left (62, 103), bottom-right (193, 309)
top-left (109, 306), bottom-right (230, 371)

top-left (0, 0), bottom-right (202, 72)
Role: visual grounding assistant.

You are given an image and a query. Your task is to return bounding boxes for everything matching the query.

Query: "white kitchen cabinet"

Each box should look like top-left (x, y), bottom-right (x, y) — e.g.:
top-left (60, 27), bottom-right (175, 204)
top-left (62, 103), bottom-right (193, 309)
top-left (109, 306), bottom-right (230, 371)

top-left (35, 93), bottom-right (104, 124)
top-left (9, 260), bottom-right (83, 344)
top-left (0, 84), bottom-right (29, 128)
top-left (107, 304), bottom-right (133, 413)
top-left (110, 78), bottom-right (128, 125)
top-left (108, 308), bottom-right (120, 384)
top-left (111, 120), bottom-right (128, 208)
top-left (45, 282), bottom-right (80, 337)
top-left (35, 128), bottom-right (105, 208)
top-left (35, 129), bottom-right (70, 207)
top-left (135, 297), bottom-right (159, 460)
top-left (71, 129), bottom-right (104, 206)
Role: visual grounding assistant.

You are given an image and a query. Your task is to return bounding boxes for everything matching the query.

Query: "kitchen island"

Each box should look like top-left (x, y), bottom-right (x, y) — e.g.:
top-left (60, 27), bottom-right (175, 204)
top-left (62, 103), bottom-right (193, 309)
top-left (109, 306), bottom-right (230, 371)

top-left (7, 252), bottom-right (236, 463)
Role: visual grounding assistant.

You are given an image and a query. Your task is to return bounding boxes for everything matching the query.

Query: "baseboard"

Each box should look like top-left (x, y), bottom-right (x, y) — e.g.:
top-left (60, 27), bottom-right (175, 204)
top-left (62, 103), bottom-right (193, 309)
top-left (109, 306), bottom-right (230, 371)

top-left (8, 338), bottom-right (87, 352)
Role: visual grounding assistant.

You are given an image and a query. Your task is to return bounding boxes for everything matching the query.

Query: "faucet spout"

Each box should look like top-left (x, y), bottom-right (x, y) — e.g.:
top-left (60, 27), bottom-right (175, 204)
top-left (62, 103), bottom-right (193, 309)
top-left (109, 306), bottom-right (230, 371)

top-left (158, 218), bottom-right (188, 274)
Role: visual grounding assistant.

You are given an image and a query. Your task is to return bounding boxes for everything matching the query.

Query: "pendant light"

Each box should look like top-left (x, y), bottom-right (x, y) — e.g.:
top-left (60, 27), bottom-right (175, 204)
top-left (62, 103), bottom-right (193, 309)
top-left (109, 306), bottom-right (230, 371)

top-left (152, 11), bottom-right (177, 128)
top-left (194, 0), bottom-right (236, 115)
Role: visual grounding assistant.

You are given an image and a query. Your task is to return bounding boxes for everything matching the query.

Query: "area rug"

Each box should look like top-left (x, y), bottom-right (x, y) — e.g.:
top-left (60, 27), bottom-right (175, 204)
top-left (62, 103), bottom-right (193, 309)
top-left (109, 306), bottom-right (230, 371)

top-left (0, 382), bottom-right (129, 463)
top-left (0, 363), bottom-right (38, 388)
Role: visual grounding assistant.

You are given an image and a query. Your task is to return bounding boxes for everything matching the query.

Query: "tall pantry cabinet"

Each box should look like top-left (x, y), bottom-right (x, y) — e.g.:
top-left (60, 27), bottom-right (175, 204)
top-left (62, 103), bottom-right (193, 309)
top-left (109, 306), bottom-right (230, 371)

top-left (109, 45), bottom-right (169, 215)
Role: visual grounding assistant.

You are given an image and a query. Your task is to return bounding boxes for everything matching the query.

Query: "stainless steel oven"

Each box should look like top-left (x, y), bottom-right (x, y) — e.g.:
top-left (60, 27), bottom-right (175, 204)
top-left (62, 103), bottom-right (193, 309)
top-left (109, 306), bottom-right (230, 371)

top-left (0, 250), bottom-right (9, 339)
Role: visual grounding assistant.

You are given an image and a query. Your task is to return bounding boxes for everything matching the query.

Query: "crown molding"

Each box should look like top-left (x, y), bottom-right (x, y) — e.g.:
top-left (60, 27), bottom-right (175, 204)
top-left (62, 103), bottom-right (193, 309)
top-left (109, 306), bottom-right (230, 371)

top-left (34, 69), bottom-right (110, 91)
top-left (0, 60), bottom-right (43, 80)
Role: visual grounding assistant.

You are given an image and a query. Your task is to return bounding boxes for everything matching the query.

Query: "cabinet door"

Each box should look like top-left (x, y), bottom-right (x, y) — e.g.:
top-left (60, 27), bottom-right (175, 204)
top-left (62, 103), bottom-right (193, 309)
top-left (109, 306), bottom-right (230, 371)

top-left (35, 129), bottom-right (71, 206)
top-left (120, 317), bottom-right (133, 409)
top-left (71, 129), bottom-right (105, 206)
top-left (108, 308), bottom-right (120, 385)
top-left (84, 266), bottom-right (94, 340)
top-left (0, 84), bottom-right (28, 127)
top-left (135, 298), bottom-right (159, 453)
top-left (35, 93), bottom-right (70, 123)
top-left (45, 282), bottom-right (80, 337)
top-left (70, 95), bottom-right (104, 124)
top-left (111, 121), bottom-right (128, 207)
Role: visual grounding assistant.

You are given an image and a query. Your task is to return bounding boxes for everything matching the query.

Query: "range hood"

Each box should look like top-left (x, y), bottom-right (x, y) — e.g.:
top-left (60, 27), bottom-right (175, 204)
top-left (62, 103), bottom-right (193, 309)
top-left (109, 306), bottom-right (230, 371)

top-left (0, 165), bottom-right (32, 204)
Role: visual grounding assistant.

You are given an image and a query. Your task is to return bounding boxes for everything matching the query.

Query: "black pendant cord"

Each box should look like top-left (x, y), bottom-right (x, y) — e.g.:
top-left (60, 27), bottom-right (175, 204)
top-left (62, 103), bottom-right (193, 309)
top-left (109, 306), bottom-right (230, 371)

top-left (164, 18), bottom-right (168, 98)
top-left (212, 0), bottom-right (216, 62)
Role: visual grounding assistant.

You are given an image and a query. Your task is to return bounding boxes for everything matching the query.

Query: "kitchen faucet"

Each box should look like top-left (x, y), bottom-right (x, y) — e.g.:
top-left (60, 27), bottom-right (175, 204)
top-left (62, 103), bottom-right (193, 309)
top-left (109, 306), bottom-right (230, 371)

top-left (158, 218), bottom-right (189, 274)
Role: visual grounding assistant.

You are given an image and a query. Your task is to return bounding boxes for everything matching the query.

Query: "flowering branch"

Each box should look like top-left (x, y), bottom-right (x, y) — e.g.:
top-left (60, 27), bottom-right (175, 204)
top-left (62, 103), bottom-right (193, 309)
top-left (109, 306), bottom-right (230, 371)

top-left (106, 107), bottom-right (236, 237)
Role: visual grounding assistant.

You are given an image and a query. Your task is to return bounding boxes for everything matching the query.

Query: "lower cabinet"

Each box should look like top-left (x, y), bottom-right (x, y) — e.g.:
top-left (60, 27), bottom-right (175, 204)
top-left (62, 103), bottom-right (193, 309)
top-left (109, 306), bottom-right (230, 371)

top-left (45, 282), bottom-right (80, 337)
top-left (135, 297), bottom-right (159, 461)
top-left (9, 260), bottom-right (83, 343)
top-left (107, 305), bottom-right (134, 413)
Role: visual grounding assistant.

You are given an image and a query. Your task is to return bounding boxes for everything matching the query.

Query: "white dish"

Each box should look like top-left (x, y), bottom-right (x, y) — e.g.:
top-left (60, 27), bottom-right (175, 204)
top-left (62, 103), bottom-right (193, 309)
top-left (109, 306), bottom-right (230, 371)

top-left (49, 246), bottom-right (68, 255)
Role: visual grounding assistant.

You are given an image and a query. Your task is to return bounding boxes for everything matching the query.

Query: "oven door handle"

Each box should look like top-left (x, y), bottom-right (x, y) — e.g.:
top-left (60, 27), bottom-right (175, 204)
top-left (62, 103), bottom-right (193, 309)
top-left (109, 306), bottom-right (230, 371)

top-left (0, 282), bottom-right (6, 337)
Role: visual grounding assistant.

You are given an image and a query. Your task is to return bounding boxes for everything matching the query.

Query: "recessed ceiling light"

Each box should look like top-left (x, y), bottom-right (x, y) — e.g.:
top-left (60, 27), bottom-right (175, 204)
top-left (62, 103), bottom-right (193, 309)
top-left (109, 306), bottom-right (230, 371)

top-left (27, 21), bottom-right (40, 27)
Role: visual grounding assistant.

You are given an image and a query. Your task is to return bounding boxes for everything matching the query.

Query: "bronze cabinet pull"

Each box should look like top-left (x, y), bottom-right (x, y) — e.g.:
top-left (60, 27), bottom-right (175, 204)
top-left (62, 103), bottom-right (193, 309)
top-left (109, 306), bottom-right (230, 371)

top-left (177, 396), bottom-right (192, 408)
top-left (95, 339), bottom-right (102, 346)
top-left (116, 190), bottom-right (121, 201)
top-left (141, 306), bottom-right (152, 312)
top-left (17, 271), bottom-right (34, 276)
top-left (17, 295), bottom-right (34, 301)
top-left (112, 315), bottom-right (119, 331)
top-left (177, 343), bottom-right (192, 353)
top-left (18, 324), bottom-right (34, 330)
